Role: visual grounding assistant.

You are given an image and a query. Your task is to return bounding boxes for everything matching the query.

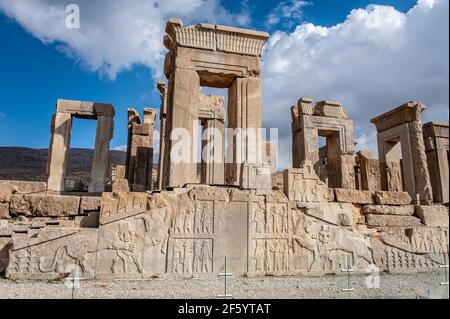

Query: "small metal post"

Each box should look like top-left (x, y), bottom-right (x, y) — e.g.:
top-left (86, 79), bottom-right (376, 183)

top-left (341, 255), bottom-right (355, 299)
top-left (439, 253), bottom-right (449, 299)
top-left (217, 257), bottom-right (233, 299)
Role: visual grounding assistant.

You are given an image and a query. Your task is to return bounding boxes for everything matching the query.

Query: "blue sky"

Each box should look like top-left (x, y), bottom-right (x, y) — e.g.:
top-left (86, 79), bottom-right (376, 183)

top-left (0, 0), bottom-right (447, 168)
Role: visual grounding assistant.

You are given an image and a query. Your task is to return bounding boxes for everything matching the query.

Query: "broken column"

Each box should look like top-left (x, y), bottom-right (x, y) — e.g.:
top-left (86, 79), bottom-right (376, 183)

top-left (423, 122), bottom-right (449, 204)
top-left (356, 151), bottom-right (381, 191)
top-left (125, 108), bottom-right (157, 192)
top-left (156, 81), bottom-right (168, 190)
top-left (47, 99), bottom-right (115, 193)
top-left (371, 101), bottom-right (433, 204)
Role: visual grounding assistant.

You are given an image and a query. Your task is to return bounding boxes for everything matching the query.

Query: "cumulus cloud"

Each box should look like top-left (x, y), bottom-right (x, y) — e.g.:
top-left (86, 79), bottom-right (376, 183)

top-left (262, 0), bottom-right (449, 168)
top-left (0, 0), bottom-right (250, 79)
top-left (266, 0), bottom-right (310, 28)
top-left (1, 0), bottom-right (447, 170)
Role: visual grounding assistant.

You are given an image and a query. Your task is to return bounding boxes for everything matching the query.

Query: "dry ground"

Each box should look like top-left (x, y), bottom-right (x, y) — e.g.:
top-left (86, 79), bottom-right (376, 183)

top-left (0, 272), bottom-right (448, 299)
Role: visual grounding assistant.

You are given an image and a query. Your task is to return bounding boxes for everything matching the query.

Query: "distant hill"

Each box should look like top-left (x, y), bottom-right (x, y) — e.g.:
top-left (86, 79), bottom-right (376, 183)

top-left (0, 147), bottom-right (126, 182)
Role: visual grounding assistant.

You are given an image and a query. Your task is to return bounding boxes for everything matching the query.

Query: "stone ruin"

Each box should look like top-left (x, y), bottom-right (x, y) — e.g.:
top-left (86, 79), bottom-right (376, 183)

top-left (0, 19), bottom-right (448, 280)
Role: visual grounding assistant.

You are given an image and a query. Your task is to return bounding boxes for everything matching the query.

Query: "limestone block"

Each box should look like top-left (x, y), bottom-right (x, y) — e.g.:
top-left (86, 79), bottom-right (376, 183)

top-left (298, 202), bottom-right (354, 226)
top-left (365, 214), bottom-right (422, 227)
top-left (283, 163), bottom-right (329, 202)
top-left (0, 202), bottom-right (10, 219)
top-left (6, 227), bottom-right (98, 280)
top-left (414, 205), bottom-right (449, 227)
top-left (112, 179), bottom-right (130, 193)
top-left (334, 189), bottom-right (374, 204)
top-left (375, 191), bottom-right (412, 205)
top-left (0, 181), bottom-right (46, 194)
top-left (74, 212), bottom-right (100, 228)
top-left (352, 204), bottom-right (365, 224)
top-left (363, 205), bottom-right (415, 216)
top-left (0, 182), bottom-right (15, 202)
top-left (80, 196), bottom-right (102, 213)
top-left (0, 220), bottom-right (12, 236)
top-left (0, 237), bottom-right (11, 273)
top-left (9, 194), bottom-right (80, 217)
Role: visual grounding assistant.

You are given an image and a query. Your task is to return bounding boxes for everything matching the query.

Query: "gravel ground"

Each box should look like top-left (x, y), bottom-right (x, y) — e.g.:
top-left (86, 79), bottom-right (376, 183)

top-left (0, 272), bottom-right (448, 299)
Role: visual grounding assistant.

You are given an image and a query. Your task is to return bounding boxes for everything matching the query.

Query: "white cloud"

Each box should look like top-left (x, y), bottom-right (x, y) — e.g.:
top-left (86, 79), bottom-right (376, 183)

top-left (266, 0), bottom-right (310, 28)
top-left (262, 0), bottom-right (449, 167)
top-left (0, 0), bottom-right (250, 80)
top-left (112, 145), bottom-right (127, 152)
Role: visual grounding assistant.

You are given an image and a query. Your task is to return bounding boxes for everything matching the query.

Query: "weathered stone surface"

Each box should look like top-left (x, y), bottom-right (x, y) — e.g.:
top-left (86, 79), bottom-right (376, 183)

top-left (291, 98), bottom-right (355, 189)
top-left (112, 179), bottom-right (130, 193)
top-left (366, 214), bottom-right (422, 227)
top-left (0, 181), bottom-right (46, 194)
top-left (352, 204), bottom-right (365, 224)
top-left (372, 102), bottom-right (433, 204)
top-left (423, 122), bottom-right (449, 204)
top-left (414, 205), bottom-right (449, 227)
top-left (297, 202), bottom-right (354, 226)
top-left (0, 202), bottom-right (10, 219)
top-left (9, 194), bottom-right (80, 217)
top-left (334, 189), bottom-right (374, 204)
top-left (0, 237), bottom-right (11, 273)
top-left (0, 182), bottom-right (15, 202)
top-left (74, 212), bottom-right (100, 228)
top-left (375, 191), bottom-right (412, 205)
top-left (284, 161), bottom-right (329, 202)
top-left (6, 227), bottom-right (98, 280)
top-left (80, 196), bottom-right (102, 213)
top-left (363, 205), bottom-right (415, 216)
top-left (48, 99), bottom-right (115, 193)
top-left (0, 220), bottom-right (13, 236)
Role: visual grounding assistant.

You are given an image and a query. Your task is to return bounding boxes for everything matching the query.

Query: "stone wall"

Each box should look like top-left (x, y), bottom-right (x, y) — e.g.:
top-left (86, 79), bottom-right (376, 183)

top-left (2, 184), bottom-right (448, 279)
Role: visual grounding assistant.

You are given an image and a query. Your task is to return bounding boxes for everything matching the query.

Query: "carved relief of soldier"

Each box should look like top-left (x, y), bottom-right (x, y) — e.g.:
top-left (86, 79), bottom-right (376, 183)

top-left (172, 239), bottom-right (213, 274)
top-left (267, 204), bottom-right (289, 234)
top-left (173, 201), bottom-right (213, 235)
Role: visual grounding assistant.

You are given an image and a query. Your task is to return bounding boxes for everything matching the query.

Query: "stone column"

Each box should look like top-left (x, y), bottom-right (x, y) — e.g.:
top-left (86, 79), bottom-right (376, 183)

top-left (408, 121), bottom-right (433, 204)
top-left (47, 112), bottom-right (72, 192)
top-left (125, 108), bottom-right (140, 184)
top-left (156, 81), bottom-right (167, 190)
top-left (201, 118), bottom-right (225, 185)
top-left (88, 115), bottom-right (113, 193)
top-left (226, 77), bottom-right (262, 187)
top-left (165, 68), bottom-right (200, 188)
top-left (291, 98), bottom-right (318, 168)
top-left (423, 123), bottom-right (449, 204)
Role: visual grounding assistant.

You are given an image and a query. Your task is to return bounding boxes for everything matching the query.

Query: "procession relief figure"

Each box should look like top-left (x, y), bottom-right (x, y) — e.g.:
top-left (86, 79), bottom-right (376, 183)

top-left (253, 201), bottom-right (266, 234)
top-left (200, 240), bottom-right (212, 273)
top-left (173, 241), bottom-right (182, 273)
top-left (117, 193), bottom-right (127, 213)
top-left (291, 174), bottom-right (305, 201)
top-left (174, 211), bottom-right (184, 234)
top-left (111, 221), bottom-right (143, 274)
top-left (184, 207), bottom-right (193, 234)
top-left (271, 206), bottom-right (282, 234)
top-left (253, 241), bottom-right (266, 272)
top-left (194, 202), bottom-right (203, 234)
top-left (386, 162), bottom-right (402, 192)
top-left (182, 240), bottom-right (190, 273)
top-left (268, 242), bottom-right (276, 271)
top-left (201, 203), bottom-right (212, 234)
top-left (281, 206), bottom-right (288, 233)
top-left (192, 240), bottom-right (202, 273)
